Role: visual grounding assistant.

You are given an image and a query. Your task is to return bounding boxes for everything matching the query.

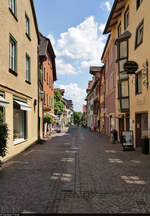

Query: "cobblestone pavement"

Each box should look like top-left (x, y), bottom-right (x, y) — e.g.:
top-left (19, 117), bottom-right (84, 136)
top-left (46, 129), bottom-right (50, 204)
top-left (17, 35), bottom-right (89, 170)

top-left (0, 126), bottom-right (150, 214)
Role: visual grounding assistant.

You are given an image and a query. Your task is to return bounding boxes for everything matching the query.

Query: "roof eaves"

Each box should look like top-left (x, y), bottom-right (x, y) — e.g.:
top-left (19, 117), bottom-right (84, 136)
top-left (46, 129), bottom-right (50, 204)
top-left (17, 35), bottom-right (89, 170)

top-left (30, 0), bottom-right (40, 44)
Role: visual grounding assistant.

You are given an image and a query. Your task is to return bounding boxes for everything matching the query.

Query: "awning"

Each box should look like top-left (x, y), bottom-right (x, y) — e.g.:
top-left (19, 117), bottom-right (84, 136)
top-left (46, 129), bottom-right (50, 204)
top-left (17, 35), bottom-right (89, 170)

top-left (0, 96), bottom-right (9, 107)
top-left (14, 100), bottom-right (32, 111)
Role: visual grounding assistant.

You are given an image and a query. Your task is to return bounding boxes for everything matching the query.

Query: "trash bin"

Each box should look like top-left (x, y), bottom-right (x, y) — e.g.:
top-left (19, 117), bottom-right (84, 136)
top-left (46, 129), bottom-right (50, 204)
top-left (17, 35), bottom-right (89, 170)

top-left (141, 138), bottom-right (149, 154)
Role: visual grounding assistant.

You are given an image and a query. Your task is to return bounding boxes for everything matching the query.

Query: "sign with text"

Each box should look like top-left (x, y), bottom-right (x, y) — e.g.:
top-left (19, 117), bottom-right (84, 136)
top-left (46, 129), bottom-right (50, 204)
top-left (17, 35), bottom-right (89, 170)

top-left (121, 131), bottom-right (134, 150)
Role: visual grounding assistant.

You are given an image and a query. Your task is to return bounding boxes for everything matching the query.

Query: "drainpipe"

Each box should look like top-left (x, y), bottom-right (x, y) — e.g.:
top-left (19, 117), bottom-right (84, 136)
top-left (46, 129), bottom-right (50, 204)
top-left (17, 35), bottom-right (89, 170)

top-left (37, 45), bottom-right (40, 141)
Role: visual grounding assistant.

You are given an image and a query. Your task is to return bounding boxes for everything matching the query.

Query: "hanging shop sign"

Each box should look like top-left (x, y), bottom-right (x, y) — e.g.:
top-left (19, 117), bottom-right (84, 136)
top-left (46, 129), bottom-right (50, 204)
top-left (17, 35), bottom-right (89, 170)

top-left (124, 61), bottom-right (138, 74)
top-left (120, 131), bottom-right (134, 151)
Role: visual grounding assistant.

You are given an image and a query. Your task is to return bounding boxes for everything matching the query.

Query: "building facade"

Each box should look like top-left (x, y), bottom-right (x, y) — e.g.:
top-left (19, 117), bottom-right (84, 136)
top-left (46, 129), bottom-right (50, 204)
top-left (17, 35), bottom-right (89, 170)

top-left (101, 35), bottom-right (117, 136)
top-left (103, 0), bottom-right (150, 148)
top-left (0, 0), bottom-right (39, 161)
top-left (39, 33), bottom-right (57, 137)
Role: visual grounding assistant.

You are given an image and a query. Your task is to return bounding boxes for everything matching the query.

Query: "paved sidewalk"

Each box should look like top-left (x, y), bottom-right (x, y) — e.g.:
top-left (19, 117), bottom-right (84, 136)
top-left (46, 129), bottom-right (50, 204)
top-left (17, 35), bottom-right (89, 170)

top-left (0, 126), bottom-right (150, 214)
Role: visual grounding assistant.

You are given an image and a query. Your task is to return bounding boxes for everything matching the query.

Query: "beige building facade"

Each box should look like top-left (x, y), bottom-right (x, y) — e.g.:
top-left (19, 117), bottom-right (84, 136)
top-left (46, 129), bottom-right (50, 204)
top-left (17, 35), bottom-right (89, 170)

top-left (104, 0), bottom-right (150, 148)
top-left (0, 0), bottom-right (39, 161)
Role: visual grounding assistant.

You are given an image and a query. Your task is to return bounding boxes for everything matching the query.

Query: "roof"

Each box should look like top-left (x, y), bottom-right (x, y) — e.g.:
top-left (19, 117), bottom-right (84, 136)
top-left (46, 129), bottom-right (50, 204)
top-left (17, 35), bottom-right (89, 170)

top-left (39, 32), bottom-right (57, 81)
top-left (62, 98), bottom-right (73, 109)
top-left (30, 0), bottom-right (39, 43)
top-left (101, 34), bottom-right (111, 60)
top-left (103, 0), bottom-right (126, 34)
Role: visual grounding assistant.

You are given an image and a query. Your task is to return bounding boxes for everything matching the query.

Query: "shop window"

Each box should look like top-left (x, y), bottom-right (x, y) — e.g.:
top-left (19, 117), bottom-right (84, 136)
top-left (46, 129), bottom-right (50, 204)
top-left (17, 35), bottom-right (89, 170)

top-left (124, 6), bottom-right (129, 30)
top-left (135, 71), bottom-right (142, 94)
top-left (13, 108), bottom-right (27, 144)
top-left (9, 34), bottom-right (17, 74)
top-left (136, 0), bottom-right (143, 10)
top-left (135, 20), bottom-right (144, 49)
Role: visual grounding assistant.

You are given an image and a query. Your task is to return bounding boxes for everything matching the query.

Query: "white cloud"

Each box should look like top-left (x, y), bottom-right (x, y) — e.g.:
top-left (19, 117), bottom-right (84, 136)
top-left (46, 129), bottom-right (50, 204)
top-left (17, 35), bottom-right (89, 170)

top-left (99, 24), bottom-right (106, 33)
top-left (56, 59), bottom-right (76, 75)
top-left (47, 33), bottom-right (56, 46)
top-left (57, 83), bottom-right (86, 112)
top-left (105, 1), bottom-right (111, 12)
top-left (48, 16), bottom-right (106, 75)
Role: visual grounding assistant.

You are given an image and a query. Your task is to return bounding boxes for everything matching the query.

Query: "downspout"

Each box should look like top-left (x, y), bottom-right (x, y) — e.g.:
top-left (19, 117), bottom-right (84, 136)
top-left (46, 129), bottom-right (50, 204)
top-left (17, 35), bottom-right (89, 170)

top-left (104, 65), bottom-right (106, 134)
top-left (37, 45), bottom-right (40, 141)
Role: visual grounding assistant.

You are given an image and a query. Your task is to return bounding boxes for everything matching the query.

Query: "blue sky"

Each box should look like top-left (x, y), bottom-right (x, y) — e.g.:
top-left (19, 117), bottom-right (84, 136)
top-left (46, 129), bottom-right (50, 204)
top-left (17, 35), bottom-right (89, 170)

top-left (34, 0), bottom-right (114, 111)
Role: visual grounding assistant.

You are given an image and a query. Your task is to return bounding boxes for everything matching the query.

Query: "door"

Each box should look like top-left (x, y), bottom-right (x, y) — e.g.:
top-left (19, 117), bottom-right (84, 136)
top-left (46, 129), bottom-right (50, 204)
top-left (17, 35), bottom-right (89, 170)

top-left (136, 114), bottom-right (141, 147)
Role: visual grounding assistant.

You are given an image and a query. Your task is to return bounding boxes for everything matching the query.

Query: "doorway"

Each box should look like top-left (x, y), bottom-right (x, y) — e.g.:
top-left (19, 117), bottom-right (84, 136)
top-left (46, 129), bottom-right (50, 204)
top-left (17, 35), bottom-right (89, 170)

top-left (135, 113), bottom-right (148, 147)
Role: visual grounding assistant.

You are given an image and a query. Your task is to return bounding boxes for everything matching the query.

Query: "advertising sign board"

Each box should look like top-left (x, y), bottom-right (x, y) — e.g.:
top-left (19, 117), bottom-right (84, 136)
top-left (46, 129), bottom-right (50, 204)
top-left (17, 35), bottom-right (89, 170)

top-left (121, 131), bottom-right (134, 151)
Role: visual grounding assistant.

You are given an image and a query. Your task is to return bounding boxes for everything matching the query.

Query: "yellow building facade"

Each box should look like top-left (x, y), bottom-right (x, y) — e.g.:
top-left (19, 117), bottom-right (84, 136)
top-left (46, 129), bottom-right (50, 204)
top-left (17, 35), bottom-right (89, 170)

top-left (0, 0), bottom-right (39, 161)
top-left (104, 0), bottom-right (150, 148)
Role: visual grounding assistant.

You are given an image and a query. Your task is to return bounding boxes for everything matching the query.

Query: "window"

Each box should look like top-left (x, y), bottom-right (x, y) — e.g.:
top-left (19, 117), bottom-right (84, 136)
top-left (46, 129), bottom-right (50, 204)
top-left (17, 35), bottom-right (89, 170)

top-left (47, 94), bottom-right (48, 106)
top-left (0, 92), bottom-right (4, 122)
top-left (119, 41), bottom-right (127, 59)
top-left (136, 0), bottom-right (143, 10)
top-left (121, 80), bottom-right (129, 97)
top-left (49, 76), bottom-right (51, 88)
top-left (135, 20), bottom-right (144, 49)
top-left (13, 109), bottom-right (27, 143)
top-left (135, 71), bottom-right (142, 94)
top-left (44, 67), bottom-right (46, 80)
top-left (25, 13), bottom-right (30, 39)
top-left (118, 23), bottom-right (121, 37)
top-left (121, 98), bottom-right (129, 110)
top-left (44, 91), bottom-right (46, 104)
top-left (9, 0), bottom-right (17, 18)
top-left (9, 34), bottom-right (17, 74)
top-left (26, 54), bottom-right (31, 83)
top-left (124, 6), bottom-right (129, 30)
top-left (47, 72), bottom-right (48, 85)
top-left (13, 98), bottom-right (27, 143)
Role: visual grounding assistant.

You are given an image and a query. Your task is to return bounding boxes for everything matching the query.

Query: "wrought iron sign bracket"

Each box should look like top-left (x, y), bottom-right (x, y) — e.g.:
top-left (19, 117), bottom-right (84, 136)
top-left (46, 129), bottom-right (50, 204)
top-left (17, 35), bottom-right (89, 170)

top-left (142, 60), bottom-right (149, 89)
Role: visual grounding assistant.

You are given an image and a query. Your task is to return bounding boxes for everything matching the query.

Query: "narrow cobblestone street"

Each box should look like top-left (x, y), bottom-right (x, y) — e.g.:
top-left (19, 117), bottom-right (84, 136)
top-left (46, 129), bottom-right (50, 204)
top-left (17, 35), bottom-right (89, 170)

top-left (0, 126), bottom-right (150, 214)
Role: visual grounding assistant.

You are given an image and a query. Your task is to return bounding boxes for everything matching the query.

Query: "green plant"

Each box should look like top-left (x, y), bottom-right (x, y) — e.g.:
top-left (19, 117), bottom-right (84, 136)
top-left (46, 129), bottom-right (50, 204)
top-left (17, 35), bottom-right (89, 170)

top-left (43, 113), bottom-right (53, 124)
top-left (0, 122), bottom-right (8, 157)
